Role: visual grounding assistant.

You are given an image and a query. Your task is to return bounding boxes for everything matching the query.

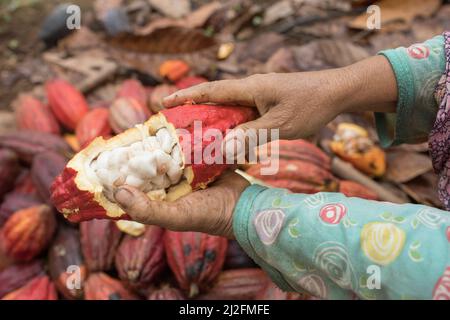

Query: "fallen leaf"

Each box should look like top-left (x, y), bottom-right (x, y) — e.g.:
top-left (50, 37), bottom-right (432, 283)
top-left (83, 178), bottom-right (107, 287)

top-left (400, 171), bottom-right (442, 208)
top-left (264, 47), bottom-right (298, 73)
top-left (148, 0), bottom-right (191, 19)
top-left (237, 32), bottom-right (285, 63)
top-left (386, 150), bottom-right (433, 183)
top-left (263, 0), bottom-right (294, 26)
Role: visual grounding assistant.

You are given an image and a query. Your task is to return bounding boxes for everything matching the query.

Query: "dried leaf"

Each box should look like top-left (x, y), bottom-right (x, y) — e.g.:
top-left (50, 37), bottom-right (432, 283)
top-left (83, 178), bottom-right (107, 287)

top-left (400, 172), bottom-right (442, 208)
top-left (264, 47), bottom-right (298, 73)
top-left (237, 32), bottom-right (285, 63)
top-left (386, 150), bottom-right (433, 183)
top-left (148, 0), bottom-right (191, 19)
top-left (263, 1), bottom-right (294, 26)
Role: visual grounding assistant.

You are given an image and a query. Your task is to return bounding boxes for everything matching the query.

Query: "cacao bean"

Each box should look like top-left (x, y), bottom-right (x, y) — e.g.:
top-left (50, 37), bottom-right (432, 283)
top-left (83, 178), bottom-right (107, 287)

top-left (76, 108), bottom-right (112, 148)
top-left (84, 273), bottom-right (137, 300)
top-left (14, 94), bottom-right (60, 134)
top-left (2, 275), bottom-right (57, 300)
top-left (0, 260), bottom-right (44, 298)
top-left (0, 149), bottom-right (20, 200)
top-left (225, 240), bottom-right (256, 269)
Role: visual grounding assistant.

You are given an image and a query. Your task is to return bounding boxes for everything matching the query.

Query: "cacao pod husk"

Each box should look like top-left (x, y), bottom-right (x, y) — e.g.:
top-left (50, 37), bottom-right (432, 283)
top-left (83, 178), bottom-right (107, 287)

top-left (75, 108), bottom-right (112, 148)
top-left (109, 97), bottom-right (151, 134)
top-left (149, 84), bottom-right (177, 113)
top-left (14, 94), bottom-right (60, 134)
top-left (84, 272), bottom-right (137, 300)
top-left (0, 192), bottom-right (41, 227)
top-left (80, 219), bottom-right (122, 272)
top-left (165, 231), bottom-right (228, 297)
top-left (2, 275), bottom-right (57, 300)
top-left (225, 240), bottom-right (256, 269)
top-left (159, 60), bottom-right (190, 82)
top-left (148, 285), bottom-right (185, 300)
top-left (0, 149), bottom-right (20, 200)
top-left (0, 260), bottom-right (44, 298)
top-left (339, 180), bottom-right (378, 200)
top-left (116, 79), bottom-right (148, 110)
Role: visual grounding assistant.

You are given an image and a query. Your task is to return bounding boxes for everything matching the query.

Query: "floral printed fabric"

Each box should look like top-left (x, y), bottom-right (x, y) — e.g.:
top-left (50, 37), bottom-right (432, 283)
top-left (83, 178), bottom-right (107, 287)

top-left (233, 185), bottom-right (450, 300)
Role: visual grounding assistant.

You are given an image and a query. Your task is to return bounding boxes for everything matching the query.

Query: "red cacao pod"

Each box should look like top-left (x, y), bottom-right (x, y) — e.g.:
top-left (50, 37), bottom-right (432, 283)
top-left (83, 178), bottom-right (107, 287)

top-left (175, 76), bottom-right (207, 89)
top-left (84, 272), bottom-right (137, 300)
top-left (149, 84), bottom-right (177, 113)
top-left (225, 240), bottom-right (256, 269)
top-left (2, 275), bottom-right (57, 300)
top-left (51, 104), bottom-right (255, 222)
top-left (80, 219), bottom-right (122, 272)
top-left (115, 226), bottom-right (166, 289)
top-left (64, 133), bottom-right (80, 152)
top-left (0, 204), bottom-right (56, 262)
top-left (14, 94), bottom-right (60, 134)
top-left (0, 260), bottom-right (44, 298)
top-left (48, 226), bottom-right (87, 299)
top-left (116, 79), bottom-right (148, 110)
top-left (0, 192), bottom-right (41, 227)
top-left (45, 79), bottom-right (89, 130)
top-left (339, 180), bottom-right (378, 200)
top-left (0, 130), bottom-right (72, 163)
top-left (198, 268), bottom-right (269, 300)
top-left (165, 231), bottom-right (228, 297)
top-left (148, 285), bottom-right (185, 300)
top-left (159, 60), bottom-right (190, 82)
top-left (0, 149), bottom-right (20, 200)
top-left (76, 108), bottom-right (112, 148)
top-left (109, 97), bottom-right (151, 134)
top-left (31, 151), bottom-right (67, 203)
top-left (13, 170), bottom-right (39, 196)
top-left (255, 281), bottom-right (308, 300)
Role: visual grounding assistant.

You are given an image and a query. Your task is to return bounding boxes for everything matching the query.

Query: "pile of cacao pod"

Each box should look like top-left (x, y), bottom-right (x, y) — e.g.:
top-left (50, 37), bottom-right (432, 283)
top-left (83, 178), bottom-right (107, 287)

top-left (0, 60), bottom-right (314, 300)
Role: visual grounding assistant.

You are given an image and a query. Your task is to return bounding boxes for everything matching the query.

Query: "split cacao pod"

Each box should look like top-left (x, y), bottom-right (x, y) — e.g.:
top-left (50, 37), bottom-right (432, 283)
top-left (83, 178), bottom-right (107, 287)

top-left (0, 130), bottom-right (72, 163)
top-left (2, 275), bottom-right (57, 300)
top-left (255, 281), bottom-right (308, 300)
top-left (198, 268), bottom-right (269, 300)
top-left (48, 226), bottom-right (86, 299)
top-left (115, 226), bottom-right (166, 289)
top-left (0, 149), bottom-right (20, 200)
top-left (109, 97), bottom-right (151, 134)
top-left (0, 192), bottom-right (41, 227)
top-left (14, 94), bottom-right (60, 134)
top-left (0, 204), bottom-right (56, 262)
top-left (116, 79), bottom-right (148, 110)
top-left (339, 180), bottom-right (378, 200)
top-left (80, 219), bottom-right (122, 272)
top-left (51, 104), bottom-right (255, 222)
top-left (165, 231), bottom-right (228, 297)
top-left (148, 285), bottom-right (185, 300)
top-left (0, 260), bottom-right (44, 298)
top-left (175, 76), bottom-right (207, 89)
top-left (84, 272), bottom-right (137, 300)
top-left (225, 240), bottom-right (256, 269)
top-left (149, 84), bottom-right (177, 113)
top-left (159, 60), bottom-right (190, 82)
top-left (75, 108), bottom-right (112, 148)
top-left (31, 151), bottom-right (67, 203)
top-left (46, 79), bottom-right (89, 130)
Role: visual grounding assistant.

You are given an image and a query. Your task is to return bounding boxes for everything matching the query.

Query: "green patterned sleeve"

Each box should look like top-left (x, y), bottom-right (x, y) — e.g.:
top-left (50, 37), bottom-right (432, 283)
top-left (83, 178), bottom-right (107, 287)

top-left (376, 35), bottom-right (445, 147)
top-left (233, 184), bottom-right (450, 300)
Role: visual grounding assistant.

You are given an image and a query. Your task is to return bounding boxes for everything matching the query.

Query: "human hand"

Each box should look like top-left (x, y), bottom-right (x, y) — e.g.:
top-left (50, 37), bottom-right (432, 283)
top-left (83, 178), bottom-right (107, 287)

top-left (113, 171), bottom-right (250, 239)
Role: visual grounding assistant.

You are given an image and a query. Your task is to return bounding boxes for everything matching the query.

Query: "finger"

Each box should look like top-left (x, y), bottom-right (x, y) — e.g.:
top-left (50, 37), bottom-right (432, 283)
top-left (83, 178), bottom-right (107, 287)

top-left (162, 79), bottom-right (255, 108)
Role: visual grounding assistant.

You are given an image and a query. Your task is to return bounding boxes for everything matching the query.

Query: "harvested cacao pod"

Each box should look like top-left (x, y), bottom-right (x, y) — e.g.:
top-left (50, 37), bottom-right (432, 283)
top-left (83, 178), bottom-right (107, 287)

top-left (225, 240), bottom-right (256, 269)
top-left (165, 231), bottom-right (228, 297)
top-left (31, 151), bottom-right (67, 203)
top-left (256, 281), bottom-right (308, 300)
top-left (48, 226), bottom-right (86, 299)
top-left (0, 204), bottom-right (56, 262)
top-left (0, 250), bottom-right (13, 272)
top-left (116, 79), bottom-right (148, 110)
top-left (148, 285), bottom-right (185, 300)
top-left (80, 219), bottom-right (122, 272)
top-left (84, 272), bottom-right (136, 300)
top-left (159, 60), bottom-right (190, 82)
top-left (109, 97), bottom-right (151, 134)
top-left (198, 268), bottom-right (269, 300)
top-left (75, 108), bottom-right (112, 148)
top-left (175, 76), bottom-right (207, 89)
top-left (14, 94), bottom-right (60, 134)
top-left (46, 79), bottom-right (89, 130)
top-left (149, 84), bottom-right (177, 113)
top-left (0, 192), bottom-right (41, 227)
top-left (0, 149), bottom-right (20, 200)
top-left (51, 104), bottom-right (255, 222)
top-left (0, 261), bottom-right (44, 298)
top-left (64, 134), bottom-right (80, 152)
top-left (115, 226), bottom-right (165, 289)
top-left (2, 275), bottom-right (58, 300)
top-left (330, 123), bottom-right (386, 177)
top-left (13, 170), bottom-right (39, 196)
top-left (0, 130), bottom-right (72, 163)
top-left (339, 180), bottom-right (378, 200)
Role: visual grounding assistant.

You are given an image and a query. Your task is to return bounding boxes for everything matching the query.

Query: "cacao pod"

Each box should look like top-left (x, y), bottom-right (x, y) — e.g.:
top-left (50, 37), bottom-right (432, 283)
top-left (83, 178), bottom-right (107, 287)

top-left (165, 231), bottom-right (228, 297)
top-left (339, 180), bottom-right (378, 200)
top-left (0, 149), bottom-right (20, 200)
top-left (116, 79), bottom-right (148, 110)
top-left (115, 226), bottom-right (166, 289)
top-left (64, 134), bottom-right (80, 152)
top-left (0, 205), bottom-right (56, 262)
top-left (175, 76), bottom-right (207, 89)
top-left (80, 219), bottom-right (122, 272)
top-left (159, 60), bottom-right (190, 82)
top-left (149, 84), bottom-right (177, 113)
top-left (0, 130), bottom-right (72, 163)
top-left (31, 151), bottom-right (67, 203)
top-left (13, 170), bottom-right (39, 196)
top-left (255, 281), bottom-right (308, 300)
top-left (0, 250), bottom-right (13, 272)
top-left (2, 275), bottom-right (58, 300)
top-left (109, 97), bottom-right (151, 134)
top-left (51, 104), bottom-right (255, 222)
top-left (46, 79), bottom-right (89, 130)
top-left (148, 285), bottom-right (185, 300)
top-left (0, 260), bottom-right (44, 298)
top-left (0, 192), bottom-right (41, 227)
top-left (48, 226), bottom-right (86, 299)
top-left (14, 94), bottom-right (60, 134)
top-left (84, 272), bottom-right (137, 300)
top-left (198, 268), bottom-right (269, 300)
top-left (75, 108), bottom-right (112, 148)
top-left (225, 240), bottom-right (256, 269)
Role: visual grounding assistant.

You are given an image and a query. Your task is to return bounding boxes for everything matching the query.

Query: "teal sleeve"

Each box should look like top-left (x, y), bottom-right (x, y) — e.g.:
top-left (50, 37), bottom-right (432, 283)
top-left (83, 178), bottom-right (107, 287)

top-left (233, 185), bottom-right (450, 300)
top-left (376, 35), bottom-right (445, 147)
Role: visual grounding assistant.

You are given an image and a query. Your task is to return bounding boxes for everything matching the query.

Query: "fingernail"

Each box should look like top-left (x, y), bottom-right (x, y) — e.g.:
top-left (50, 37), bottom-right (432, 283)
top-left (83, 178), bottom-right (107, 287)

top-left (114, 187), bottom-right (133, 207)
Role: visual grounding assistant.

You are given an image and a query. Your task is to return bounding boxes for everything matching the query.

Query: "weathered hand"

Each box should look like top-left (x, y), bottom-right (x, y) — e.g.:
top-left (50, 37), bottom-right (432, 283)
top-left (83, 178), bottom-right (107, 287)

top-left (113, 171), bottom-right (249, 239)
